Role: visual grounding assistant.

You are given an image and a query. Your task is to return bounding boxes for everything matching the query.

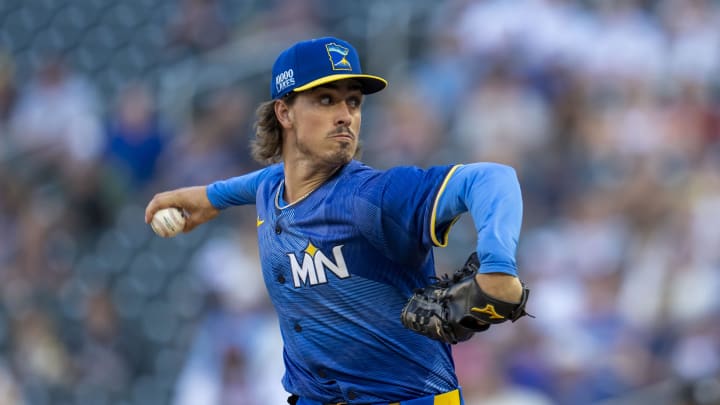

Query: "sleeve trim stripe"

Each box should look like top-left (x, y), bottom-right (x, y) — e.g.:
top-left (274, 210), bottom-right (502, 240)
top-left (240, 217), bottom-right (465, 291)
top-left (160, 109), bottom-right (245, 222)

top-left (430, 164), bottom-right (463, 247)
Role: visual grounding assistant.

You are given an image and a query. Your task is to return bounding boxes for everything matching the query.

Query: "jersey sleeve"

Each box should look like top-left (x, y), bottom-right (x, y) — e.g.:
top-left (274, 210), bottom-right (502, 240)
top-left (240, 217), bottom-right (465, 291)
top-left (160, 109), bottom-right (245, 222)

top-left (206, 167), bottom-right (273, 209)
top-left (354, 165), bottom-right (455, 266)
top-left (433, 163), bottom-right (523, 276)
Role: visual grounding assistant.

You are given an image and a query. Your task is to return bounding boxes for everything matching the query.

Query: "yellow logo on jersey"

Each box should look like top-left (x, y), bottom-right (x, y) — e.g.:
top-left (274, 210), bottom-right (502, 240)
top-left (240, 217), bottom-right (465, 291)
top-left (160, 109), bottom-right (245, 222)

top-left (288, 242), bottom-right (350, 287)
top-left (471, 304), bottom-right (505, 320)
top-left (256, 216), bottom-right (265, 227)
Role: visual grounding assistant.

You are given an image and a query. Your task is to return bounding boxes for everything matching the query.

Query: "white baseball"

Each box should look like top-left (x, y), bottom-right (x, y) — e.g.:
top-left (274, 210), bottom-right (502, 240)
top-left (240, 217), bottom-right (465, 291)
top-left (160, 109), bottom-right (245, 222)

top-left (150, 207), bottom-right (186, 238)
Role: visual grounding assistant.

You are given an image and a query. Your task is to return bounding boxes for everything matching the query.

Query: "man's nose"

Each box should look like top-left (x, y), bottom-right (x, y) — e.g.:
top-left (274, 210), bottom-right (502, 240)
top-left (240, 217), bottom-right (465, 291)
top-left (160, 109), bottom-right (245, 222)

top-left (334, 102), bottom-right (353, 127)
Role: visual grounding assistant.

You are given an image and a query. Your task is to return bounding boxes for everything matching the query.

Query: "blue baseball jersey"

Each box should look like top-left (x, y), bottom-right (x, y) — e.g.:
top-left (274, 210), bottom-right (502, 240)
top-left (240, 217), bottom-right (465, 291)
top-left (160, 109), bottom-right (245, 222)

top-left (207, 160), bottom-right (522, 403)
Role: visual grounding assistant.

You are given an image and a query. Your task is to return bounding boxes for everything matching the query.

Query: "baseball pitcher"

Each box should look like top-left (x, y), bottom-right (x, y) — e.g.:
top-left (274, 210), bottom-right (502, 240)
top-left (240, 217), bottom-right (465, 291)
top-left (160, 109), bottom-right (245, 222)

top-left (146, 36), bottom-right (530, 405)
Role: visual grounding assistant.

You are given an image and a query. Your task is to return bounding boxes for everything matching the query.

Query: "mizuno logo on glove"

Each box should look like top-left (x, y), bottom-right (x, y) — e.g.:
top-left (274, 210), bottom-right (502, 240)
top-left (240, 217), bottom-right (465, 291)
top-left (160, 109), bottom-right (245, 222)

top-left (471, 304), bottom-right (504, 320)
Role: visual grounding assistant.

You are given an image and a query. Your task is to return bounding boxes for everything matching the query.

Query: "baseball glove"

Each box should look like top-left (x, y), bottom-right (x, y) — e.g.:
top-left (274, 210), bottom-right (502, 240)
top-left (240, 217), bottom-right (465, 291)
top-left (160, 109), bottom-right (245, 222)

top-left (400, 252), bottom-right (531, 344)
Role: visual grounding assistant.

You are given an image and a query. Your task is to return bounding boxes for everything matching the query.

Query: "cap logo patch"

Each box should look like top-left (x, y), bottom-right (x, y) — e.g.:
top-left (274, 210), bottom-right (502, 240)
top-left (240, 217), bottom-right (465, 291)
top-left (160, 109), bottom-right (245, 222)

top-left (275, 68), bottom-right (295, 94)
top-left (325, 43), bottom-right (352, 71)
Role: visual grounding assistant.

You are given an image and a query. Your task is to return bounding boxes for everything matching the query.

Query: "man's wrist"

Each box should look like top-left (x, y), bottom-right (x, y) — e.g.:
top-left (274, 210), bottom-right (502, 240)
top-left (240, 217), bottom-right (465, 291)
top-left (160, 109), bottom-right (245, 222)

top-left (474, 273), bottom-right (523, 303)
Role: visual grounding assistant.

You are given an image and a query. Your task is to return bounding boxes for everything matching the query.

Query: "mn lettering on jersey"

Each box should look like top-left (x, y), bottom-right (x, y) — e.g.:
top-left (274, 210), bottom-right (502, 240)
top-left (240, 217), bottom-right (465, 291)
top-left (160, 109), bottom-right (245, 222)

top-left (288, 241), bottom-right (350, 287)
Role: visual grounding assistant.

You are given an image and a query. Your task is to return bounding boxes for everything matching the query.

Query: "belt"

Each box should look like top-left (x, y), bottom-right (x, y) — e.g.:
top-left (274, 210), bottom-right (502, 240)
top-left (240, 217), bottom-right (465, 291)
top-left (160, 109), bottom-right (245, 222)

top-left (295, 388), bottom-right (462, 405)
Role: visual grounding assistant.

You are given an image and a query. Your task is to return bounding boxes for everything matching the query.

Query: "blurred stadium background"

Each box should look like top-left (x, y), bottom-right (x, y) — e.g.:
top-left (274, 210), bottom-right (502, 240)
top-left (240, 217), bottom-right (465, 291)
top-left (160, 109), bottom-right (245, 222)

top-left (1, 0), bottom-right (720, 404)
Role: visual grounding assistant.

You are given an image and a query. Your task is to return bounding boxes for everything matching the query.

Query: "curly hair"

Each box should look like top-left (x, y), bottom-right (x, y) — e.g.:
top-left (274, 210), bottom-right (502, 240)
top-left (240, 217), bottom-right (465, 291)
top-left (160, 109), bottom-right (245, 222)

top-left (251, 94), bottom-right (297, 164)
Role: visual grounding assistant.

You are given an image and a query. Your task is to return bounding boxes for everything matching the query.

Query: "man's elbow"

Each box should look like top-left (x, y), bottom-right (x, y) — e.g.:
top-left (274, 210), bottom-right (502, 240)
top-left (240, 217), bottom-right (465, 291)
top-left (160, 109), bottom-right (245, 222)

top-left (485, 162), bottom-right (519, 185)
top-left (472, 162), bottom-right (521, 197)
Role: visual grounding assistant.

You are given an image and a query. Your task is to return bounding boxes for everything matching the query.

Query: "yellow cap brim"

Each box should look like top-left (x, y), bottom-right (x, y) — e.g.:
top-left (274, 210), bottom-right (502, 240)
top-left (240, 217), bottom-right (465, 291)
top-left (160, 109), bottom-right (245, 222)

top-left (293, 74), bottom-right (388, 94)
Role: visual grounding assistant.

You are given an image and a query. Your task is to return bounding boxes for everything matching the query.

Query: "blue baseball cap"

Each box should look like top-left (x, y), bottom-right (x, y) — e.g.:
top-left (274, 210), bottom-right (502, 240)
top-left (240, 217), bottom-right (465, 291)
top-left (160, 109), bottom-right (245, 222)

top-left (271, 36), bottom-right (388, 99)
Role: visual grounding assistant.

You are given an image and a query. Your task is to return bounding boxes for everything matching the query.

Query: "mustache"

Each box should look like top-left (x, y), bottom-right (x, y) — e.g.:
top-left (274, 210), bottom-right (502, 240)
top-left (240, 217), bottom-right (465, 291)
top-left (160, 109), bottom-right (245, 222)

top-left (328, 127), bottom-right (356, 138)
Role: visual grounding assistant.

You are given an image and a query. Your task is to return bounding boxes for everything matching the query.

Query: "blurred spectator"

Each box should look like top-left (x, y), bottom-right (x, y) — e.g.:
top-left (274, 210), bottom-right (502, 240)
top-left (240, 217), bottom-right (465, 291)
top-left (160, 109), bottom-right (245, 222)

top-left (0, 360), bottom-right (26, 405)
top-left (0, 51), bottom-right (17, 135)
top-left (10, 309), bottom-right (73, 391)
top-left (104, 82), bottom-right (170, 193)
top-left (240, 0), bottom-right (321, 40)
top-left (157, 87), bottom-right (255, 188)
top-left (167, 0), bottom-right (230, 55)
top-left (455, 0), bottom-right (594, 67)
top-left (9, 53), bottom-right (103, 174)
top-left (0, 50), bottom-right (20, 268)
top-left (586, 0), bottom-right (665, 82)
top-left (453, 61), bottom-right (551, 167)
top-left (173, 228), bottom-right (285, 405)
top-left (73, 289), bottom-right (130, 399)
top-left (659, 0), bottom-right (720, 85)
top-left (409, 31), bottom-right (469, 125)
top-left (364, 83), bottom-right (446, 167)
top-left (454, 340), bottom-right (554, 405)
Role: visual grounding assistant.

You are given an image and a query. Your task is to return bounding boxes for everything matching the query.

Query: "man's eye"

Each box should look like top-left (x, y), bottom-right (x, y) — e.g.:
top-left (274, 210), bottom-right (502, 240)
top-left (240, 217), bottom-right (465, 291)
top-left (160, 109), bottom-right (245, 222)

top-left (348, 98), bottom-right (361, 108)
top-left (320, 96), bottom-right (332, 105)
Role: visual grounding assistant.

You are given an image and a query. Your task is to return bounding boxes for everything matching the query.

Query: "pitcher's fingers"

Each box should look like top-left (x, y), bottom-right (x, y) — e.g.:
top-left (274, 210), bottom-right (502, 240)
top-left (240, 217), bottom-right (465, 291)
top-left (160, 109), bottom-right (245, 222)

top-left (145, 191), bottom-right (174, 223)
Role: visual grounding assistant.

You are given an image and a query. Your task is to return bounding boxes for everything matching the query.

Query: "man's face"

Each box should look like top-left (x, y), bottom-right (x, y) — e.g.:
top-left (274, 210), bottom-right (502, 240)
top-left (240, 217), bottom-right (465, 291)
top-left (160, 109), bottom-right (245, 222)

top-left (282, 79), bottom-right (364, 166)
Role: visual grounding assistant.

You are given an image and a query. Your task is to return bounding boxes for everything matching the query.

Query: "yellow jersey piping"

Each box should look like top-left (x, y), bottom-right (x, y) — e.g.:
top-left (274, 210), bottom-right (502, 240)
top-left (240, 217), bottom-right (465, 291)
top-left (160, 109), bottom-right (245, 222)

top-left (430, 164), bottom-right (463, 247)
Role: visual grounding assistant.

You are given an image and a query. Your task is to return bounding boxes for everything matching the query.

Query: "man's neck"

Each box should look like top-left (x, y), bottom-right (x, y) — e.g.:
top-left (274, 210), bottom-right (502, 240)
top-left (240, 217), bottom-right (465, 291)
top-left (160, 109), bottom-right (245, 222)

top-left (282, 159), bottom-right (344, 204)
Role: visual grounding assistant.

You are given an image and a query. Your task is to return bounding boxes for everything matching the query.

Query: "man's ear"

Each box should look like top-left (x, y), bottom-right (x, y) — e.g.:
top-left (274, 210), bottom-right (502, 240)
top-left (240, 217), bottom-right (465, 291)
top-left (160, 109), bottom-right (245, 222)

top-left (274, 99), bottom-right (293, 129)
